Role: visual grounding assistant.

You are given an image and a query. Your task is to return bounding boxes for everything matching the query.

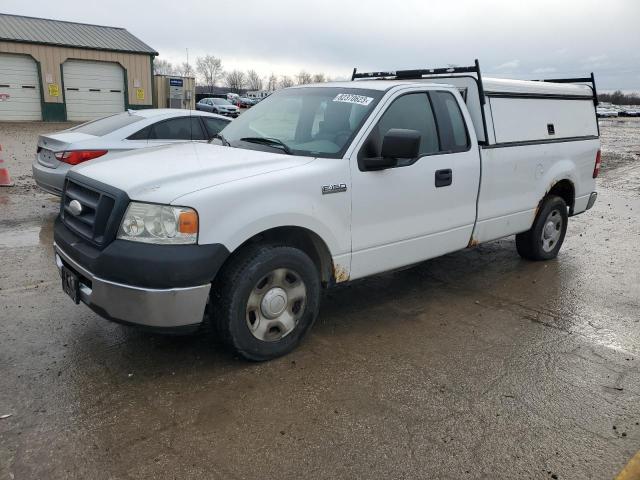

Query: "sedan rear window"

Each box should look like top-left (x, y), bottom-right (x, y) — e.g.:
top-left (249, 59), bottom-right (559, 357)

top-left (69, 112), bottom-right (144, 136)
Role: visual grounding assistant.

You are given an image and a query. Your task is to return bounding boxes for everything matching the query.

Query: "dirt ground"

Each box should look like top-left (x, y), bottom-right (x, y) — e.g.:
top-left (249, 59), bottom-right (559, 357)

top-left (0, 118), bottom-right (639, 480)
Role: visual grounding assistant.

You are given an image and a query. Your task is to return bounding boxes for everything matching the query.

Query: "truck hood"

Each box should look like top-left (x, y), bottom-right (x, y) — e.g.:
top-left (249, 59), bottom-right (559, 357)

top-left (72, 142), bottom-right (314, 203)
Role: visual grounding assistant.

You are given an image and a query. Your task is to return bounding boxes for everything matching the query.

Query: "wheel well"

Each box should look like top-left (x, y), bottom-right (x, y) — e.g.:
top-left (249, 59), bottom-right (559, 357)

top-left (226, 227), bottom-right (335, 286)
top-left (548, 180), bottom-right (575, 214)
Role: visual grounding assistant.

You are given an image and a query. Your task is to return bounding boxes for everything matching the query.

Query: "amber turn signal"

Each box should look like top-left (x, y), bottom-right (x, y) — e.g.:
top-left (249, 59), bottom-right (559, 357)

top-left (178, 210), bottom-right (198, 234)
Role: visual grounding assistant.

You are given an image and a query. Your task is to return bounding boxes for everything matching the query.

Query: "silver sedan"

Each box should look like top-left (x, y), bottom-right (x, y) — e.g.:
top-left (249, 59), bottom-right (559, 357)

top-left (32, 109), bottom-right (231, 196)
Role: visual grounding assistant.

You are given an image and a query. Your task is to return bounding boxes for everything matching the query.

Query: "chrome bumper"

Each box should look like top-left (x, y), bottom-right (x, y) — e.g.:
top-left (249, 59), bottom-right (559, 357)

top-left (54, 242), bottom-right (210, 328)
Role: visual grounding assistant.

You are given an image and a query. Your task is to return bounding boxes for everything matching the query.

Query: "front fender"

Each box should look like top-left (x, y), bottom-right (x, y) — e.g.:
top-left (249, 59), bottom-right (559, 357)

top-left (176, 163), bottom-right (352, 262)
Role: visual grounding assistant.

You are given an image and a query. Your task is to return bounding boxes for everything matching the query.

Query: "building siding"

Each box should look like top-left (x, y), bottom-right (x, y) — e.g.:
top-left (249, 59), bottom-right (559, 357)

top-left (0, 40), bottom-right (153, 106)
top-left (153, 75), bottom-right (196, 109)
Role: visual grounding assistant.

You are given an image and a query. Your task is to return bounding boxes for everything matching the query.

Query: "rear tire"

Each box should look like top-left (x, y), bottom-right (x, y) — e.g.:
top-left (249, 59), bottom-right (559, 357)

top-left (516, 195), bottom-right (568, 261)
top-left (211, 244), bottom-right (321, 361)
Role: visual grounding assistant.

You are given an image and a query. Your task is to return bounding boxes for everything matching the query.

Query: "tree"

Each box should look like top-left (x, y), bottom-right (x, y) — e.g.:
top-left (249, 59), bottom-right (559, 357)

top-left (246, 69), bottom-right (263, 90)
top-left (296, 70), bottom-right (313, 85)
top-left (176, 62), bottom-right (195, 77)
top-left (598, 90), bottom-right (640, 106)
top-left (154, 58), bottom-right (176, 75)
top-left (267, 73), bottom-right (278, 91)
top-left (225, 70), bottom-right (246, 92)
top-left (196, 55), bottom-right (223, 92)
top-left (279, 75), bottom-right (294, 88)
top-left (312, 73), bottom-right (326, 83)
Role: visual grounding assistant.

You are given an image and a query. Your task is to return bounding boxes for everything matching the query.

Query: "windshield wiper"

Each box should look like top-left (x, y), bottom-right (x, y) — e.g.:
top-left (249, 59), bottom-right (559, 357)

top-left (239, 137), bottom-right (292, 155)
top-left (212, 132), bottom-right (230, 146)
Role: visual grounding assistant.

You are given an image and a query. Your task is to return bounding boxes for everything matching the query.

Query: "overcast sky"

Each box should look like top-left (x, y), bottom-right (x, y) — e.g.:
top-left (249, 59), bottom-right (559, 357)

top-left (3, 0), bottom-right (640, 91)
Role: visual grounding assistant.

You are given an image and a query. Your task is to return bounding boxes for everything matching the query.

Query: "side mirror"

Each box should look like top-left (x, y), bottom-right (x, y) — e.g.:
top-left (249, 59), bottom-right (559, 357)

top-left (362, 128), bottom-right (421, 171)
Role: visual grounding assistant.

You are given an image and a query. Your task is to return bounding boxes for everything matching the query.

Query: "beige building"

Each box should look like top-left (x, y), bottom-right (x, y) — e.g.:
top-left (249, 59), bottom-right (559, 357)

top-left (153, 75), bottom-right (196, 110)
top-left (0, 13), bottom-right (157, 121)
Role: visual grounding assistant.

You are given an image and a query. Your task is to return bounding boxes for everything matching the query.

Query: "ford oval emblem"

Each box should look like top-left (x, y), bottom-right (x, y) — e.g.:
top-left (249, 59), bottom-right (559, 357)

top-left (69, 199), bottom-right (83, 216)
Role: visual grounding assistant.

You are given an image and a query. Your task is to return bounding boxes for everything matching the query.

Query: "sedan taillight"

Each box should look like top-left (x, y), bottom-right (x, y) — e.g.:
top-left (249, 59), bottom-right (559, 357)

top-left (54, 150), bottom-right (108, 165)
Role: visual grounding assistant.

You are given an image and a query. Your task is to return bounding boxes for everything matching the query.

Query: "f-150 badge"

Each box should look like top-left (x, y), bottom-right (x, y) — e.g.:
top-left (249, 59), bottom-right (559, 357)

top-left (322, 184), bottom-right (347, 195)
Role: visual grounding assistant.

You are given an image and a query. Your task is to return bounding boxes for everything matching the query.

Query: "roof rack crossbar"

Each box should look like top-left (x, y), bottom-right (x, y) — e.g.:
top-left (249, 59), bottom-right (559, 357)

top-left (532, 73), bottom-right (598, 106)
top-left (351, 59), bottom-right (486, 106)
top-left (532, 77), bottom-right (592, 83)
top-left (352, 64), bottom-right (478, 80)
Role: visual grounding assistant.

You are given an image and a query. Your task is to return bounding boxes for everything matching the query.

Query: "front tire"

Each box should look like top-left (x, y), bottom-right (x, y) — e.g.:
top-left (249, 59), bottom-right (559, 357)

top-left (211, 244), bottom-right (321, 361)
top-left (516, 195), bottom-right (568, 261)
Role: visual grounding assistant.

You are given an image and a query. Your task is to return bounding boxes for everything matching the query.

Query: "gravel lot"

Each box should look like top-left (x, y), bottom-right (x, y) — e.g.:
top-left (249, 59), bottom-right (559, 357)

top-left (0, 118), bottom-right (639, 479)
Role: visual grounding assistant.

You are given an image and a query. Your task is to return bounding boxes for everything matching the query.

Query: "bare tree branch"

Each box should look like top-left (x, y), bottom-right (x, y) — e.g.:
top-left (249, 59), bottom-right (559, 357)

top-left (176, 62), bottom-right (195, 77)
top-left (279, 75), bottom-right (294, 88)
top-left (246, 70), bottom-right (263, 91)
top-left (312, 73), bottom-right (326, 83)
top-left (154, 59), bottom-right (176, 76)
top-left (225, 70), bottom-right (246, 92)
top-left (196, 55), bottom-right (223, 92)
top-left (267, 73), bottom-right (279, 91)
top-left (296, 71), bottom-right (313, 85)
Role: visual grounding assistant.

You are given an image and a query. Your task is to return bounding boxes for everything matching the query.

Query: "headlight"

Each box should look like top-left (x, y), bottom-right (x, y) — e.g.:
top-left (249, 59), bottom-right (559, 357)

top-left (117, 202), bottom-right (198, 245)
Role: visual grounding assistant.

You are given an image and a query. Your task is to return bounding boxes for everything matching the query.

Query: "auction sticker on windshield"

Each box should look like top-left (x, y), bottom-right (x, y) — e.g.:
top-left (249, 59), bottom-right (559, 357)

top-left (333, 94), bottom-right (374, 106)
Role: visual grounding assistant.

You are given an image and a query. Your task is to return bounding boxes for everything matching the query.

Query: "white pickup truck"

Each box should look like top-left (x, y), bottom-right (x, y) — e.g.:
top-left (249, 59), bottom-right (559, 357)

top-left (53, 61), bottom-right (600, 360)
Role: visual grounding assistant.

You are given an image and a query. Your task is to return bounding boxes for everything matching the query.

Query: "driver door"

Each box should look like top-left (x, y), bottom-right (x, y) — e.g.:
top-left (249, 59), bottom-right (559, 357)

top-left (349, 89), bottom-right (480, 279)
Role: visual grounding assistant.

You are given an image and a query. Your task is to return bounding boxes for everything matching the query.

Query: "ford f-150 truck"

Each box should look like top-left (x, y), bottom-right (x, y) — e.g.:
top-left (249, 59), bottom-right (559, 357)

top-left (53, 60), bottom-right (600, 360)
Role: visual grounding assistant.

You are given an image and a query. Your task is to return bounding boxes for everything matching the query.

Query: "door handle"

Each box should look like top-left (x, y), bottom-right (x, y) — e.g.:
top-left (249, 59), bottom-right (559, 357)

top-left (435, 169), bottom-right (452, 187)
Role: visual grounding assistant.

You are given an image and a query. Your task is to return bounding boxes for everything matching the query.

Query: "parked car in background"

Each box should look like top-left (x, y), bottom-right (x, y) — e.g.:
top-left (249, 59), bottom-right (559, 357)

top-left (596, 107), bottom-right (618, 118)
top-left (32, 109), bottom-right (231, 196)
top-left (619, 108), bottom-right (640, 117)
top-left (236, 97), bottom-right (256, 108)
top-left (196, 97), bottom-right (240, 117)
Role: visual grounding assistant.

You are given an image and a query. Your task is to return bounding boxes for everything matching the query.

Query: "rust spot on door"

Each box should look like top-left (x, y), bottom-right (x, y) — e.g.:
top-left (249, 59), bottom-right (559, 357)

top-left (333, 264), bottom-right (350, 283)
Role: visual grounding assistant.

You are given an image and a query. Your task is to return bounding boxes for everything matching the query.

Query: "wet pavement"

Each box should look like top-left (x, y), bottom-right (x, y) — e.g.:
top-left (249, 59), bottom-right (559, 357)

top-left (1, 119), bottom-right (639, 479)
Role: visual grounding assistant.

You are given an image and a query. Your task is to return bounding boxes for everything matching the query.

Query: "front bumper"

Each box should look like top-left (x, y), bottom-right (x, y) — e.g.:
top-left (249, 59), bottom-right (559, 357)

top-left (55, 242), bottom-right (211, 329)
top-left (53, 214), bottom-right (230, 330)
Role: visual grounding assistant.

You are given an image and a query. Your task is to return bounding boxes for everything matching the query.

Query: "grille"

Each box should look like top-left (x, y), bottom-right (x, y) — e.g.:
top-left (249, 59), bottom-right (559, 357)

top-left (61, 178), bottom-right (117, 246)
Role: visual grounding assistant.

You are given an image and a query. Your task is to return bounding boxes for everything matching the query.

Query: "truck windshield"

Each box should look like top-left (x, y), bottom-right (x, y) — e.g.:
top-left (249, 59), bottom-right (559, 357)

top-left (218, 87), bottom-right (384, 158)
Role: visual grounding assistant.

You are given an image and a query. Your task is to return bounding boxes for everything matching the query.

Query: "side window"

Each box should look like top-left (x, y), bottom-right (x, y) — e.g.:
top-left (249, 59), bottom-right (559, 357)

top-left (377, 93), bottom-right (439, 156)
top-left (149, 117), bottom-right (193, 140)
top-left (127, 125), bottom-right (150, 141)
top-left (190, 117), bottom-right (206, 140)
top-left (202, 117), bottom-right (230, 137)
top-left (429, 91), bottom-right (469, 152)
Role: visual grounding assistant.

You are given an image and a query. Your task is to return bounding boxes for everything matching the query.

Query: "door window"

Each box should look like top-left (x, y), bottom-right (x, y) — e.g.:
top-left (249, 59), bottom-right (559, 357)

top-left (359, 93), bottom-right (439, 165)
top-left (189, 117), bottom-right (207, 140)
top-left (127, 125), bottom-right (151, 140)
top-left (202, 117), bottom-right (230, 137)
top-left (429, 91), bottom-right (470, 152)
top-left (149, 117), bottom-right (198, 140)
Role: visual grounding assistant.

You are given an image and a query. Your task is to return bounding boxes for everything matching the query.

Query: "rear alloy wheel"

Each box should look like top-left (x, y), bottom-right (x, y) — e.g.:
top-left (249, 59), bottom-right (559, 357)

top-left (212, 244), bottom-right (320, 361)
top-left (516, 195), bottom-right (568, 261)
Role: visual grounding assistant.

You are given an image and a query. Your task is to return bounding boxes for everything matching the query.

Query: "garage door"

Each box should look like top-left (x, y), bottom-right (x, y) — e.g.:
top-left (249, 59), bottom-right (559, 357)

top-left (63, 60), bottom-right (125, 121)
top-left (0, 54), bottom-right (42, 121)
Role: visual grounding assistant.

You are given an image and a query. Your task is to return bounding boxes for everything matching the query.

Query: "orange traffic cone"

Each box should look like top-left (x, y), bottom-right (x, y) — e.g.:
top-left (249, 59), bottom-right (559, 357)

top-left (0, 144), bottom-right (13, 186)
